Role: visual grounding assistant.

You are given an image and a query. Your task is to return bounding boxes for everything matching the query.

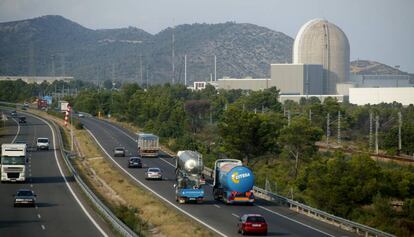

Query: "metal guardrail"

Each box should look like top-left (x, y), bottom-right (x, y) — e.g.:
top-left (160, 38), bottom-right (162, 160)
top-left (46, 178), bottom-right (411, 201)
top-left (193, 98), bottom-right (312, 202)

top-left (203, 167), bottom-right (395, 237)
top-left (43, 114), bottom-right (139, 237)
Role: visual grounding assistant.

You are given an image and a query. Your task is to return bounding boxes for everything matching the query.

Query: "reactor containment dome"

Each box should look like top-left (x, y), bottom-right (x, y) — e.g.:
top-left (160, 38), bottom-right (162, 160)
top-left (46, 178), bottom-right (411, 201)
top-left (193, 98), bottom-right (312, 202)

top-left (293, 19), bottom-right (350, 94)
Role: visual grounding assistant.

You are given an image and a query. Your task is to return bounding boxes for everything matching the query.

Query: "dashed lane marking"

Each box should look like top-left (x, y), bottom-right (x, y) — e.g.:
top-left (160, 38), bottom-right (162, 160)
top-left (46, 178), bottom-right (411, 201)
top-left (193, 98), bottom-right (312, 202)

top-left (231, 213), bottom-right (239, 218)
top-left (41, 225), bottom-right (46, 230)
top-left (86, 128), bottom-right (227, 237)
top-left (28, 113), bottom-right (109, 237)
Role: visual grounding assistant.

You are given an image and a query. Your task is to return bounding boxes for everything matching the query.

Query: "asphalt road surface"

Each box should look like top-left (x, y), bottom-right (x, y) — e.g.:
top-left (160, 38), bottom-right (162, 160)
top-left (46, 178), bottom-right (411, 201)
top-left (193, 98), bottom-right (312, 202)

top-left (82, 116), bottom-right (357, 237)
top-left (0, 109), bottom-right (111, 237)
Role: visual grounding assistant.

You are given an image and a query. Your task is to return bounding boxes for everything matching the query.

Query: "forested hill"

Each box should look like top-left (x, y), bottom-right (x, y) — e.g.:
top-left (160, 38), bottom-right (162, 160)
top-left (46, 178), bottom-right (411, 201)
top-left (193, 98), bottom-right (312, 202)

top-left (0, 15), bottom-right (293, 84)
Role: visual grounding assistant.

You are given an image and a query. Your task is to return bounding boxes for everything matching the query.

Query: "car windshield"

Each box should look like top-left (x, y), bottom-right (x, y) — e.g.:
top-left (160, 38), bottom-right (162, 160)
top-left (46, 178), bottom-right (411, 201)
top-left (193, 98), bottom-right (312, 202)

top-left (246, 216), bottom-right (265, 223)
top-left (130, 158), bottom-right (140, 162)
top-left (17, 190), bottom-right (33, 196)
top-left (148, 168), bottom-right (160, 172)
top-left (38, 139), bottom-right (48, 143)
top-left (115, 148), bottom-right (124, 151)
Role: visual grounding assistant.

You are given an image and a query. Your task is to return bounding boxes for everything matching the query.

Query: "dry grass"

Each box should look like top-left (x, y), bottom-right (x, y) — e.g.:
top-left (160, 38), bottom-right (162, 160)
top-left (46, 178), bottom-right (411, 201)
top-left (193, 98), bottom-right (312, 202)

top-left (32, 110), bottom-right (216, 237)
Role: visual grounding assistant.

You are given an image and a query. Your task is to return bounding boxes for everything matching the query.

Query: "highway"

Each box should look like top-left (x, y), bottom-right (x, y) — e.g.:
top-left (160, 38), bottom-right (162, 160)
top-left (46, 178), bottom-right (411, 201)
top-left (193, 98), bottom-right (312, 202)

top-left (82, 116), bottom-right (358, 237)
top-left (0, 109), bottom-right (111, 237)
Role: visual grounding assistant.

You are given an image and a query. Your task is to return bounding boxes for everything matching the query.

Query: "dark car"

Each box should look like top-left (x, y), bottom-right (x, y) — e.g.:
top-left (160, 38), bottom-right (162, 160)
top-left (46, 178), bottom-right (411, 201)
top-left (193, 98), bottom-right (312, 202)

top-left (10, 110), bottom-right (17, 117)
top-left (14, 189), bottom-right (36, 207)
top-left (114, 147), bottom-right (126, 157)
top-left (18, 116), bottom-right (26, 123)
top-left (128, 157), bottom-right (142, 168)
top-left (237, 214), bottom-right (268, 235)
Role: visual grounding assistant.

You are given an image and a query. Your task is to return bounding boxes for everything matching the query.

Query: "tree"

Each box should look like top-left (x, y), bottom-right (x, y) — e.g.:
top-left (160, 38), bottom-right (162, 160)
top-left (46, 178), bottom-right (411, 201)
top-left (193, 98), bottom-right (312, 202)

top-left (279, 117), bottom-right (323, 177)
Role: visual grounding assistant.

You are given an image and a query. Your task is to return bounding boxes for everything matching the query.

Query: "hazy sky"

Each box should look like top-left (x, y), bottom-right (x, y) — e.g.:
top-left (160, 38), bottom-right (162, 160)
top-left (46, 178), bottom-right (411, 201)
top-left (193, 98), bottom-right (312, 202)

top-left (1, 0), bottom-right (413, 72)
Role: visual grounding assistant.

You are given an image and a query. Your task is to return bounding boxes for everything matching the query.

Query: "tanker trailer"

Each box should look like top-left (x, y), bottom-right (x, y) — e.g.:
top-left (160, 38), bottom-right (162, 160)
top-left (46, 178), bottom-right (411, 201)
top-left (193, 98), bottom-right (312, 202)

top-left (213, 159), bottom-right (254, 204)
top-left (175, 150), bottom-right (204, 204)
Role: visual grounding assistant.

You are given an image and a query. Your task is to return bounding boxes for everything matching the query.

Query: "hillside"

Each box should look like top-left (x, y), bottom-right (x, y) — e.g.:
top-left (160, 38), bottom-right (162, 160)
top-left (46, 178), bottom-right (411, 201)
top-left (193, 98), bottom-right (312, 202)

top-left (0, 15), bottom-right (293, 84)
top-left (350, 60), bottom-right (407, 75)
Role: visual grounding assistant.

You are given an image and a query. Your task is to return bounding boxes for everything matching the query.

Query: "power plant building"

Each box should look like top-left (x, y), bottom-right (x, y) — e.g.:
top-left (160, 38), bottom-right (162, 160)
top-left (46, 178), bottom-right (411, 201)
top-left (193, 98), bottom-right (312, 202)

top-left (270, 64), bottom-right (323, 95)
top-left (217, 77), bottom-right (270, 91)
top-left (293, 19), bottom-right (350, 94)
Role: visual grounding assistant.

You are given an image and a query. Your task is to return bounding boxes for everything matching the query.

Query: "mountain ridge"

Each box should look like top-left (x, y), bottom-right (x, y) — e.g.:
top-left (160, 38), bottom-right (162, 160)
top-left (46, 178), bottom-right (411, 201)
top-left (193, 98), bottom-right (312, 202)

top-left (0, 15), bottom-right (410, 84)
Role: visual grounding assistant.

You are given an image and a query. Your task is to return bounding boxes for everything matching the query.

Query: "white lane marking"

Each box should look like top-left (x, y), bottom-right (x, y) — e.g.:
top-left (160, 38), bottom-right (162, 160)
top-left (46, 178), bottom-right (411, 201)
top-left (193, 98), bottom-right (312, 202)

top-left (37, 214), bottom-right (41, 219)
top-left (257, 205), bottom-right (335, 237)
top-left (86, 128), bottom-right (227, 237)
top-left (95, 119), bottom-right (175, 167)
top-left (41, 225), bottom-right (46, 230)
top-left (10, 117), bottom-right (21, 143)
top-left (232, 213), bottom-right (239, 218)
top-left (35, 205), bottom-right (38, 210)
top-left (214, 204), bottom-right (221, 208)
top-left (31, 114), bottom-right (109, 237)
top-left (30, 184), bottom-right (33, 188)
top-left (92, 119), bottom-right (335, 237)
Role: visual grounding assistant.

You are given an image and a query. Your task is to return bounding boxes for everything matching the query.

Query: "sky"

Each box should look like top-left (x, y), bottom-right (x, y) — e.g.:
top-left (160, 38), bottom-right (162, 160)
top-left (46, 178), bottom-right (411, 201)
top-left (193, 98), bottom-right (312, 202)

top-left (0, 0), bottom-right (413, 73)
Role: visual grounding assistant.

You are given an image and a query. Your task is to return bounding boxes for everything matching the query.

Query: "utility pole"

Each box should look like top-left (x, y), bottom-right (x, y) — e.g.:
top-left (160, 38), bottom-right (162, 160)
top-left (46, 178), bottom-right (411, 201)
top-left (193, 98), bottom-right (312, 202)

top-left (326, 113), bottom-right (330, 146)
top-left (214, 55), bottom-right (217, 81)
top-left (51, 55), bottom-right (55, 77)
top-left (171, 27), bottom-right (175, 84)
top-left (61, 54), bottom-right (65, 76)
top-left (375, 115), bottom-right (379, 155)
top-left (337, 111), bottom-right (341, 144)
top-left (309, 109), bottom-right (312, 121)
top-left (369, 112), bottom-right (373, 151)
top-left (140, 55), bottom-right (143, 85)
top-left (287, 110), bottom-right (291, 127)
top-left (184, 54), bottom-right (187, 86)
top-left (398, 111), bottom-right (402, 151)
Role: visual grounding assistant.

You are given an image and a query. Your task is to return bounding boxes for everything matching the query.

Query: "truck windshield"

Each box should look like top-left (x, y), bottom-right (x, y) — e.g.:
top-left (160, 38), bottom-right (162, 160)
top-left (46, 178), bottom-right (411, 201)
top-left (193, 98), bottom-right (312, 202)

top-left (1, 156), bottom-right (26, 165)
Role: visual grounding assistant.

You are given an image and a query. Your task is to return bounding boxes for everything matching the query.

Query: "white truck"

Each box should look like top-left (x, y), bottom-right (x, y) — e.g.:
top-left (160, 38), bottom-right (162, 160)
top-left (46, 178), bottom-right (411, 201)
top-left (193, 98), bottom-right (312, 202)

top-left (1, 144), bottom-right (27, 182)
top-left (137, 133), bottom-right (159, 157)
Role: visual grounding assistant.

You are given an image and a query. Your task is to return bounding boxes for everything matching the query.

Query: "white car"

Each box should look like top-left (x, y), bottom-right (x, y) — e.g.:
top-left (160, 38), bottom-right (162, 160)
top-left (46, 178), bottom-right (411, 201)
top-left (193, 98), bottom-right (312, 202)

top-left (145, 167), bottom-right (162, 180)
top-left (36, 137), bottom-right (49, 150)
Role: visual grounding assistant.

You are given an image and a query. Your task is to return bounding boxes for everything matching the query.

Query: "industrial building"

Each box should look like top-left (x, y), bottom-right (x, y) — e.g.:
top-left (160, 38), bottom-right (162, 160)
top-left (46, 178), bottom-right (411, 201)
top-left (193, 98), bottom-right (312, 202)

top-left (270, 64), bottom-right (323, 95)
top-left (349, 88), bottom-right (414, 106)
top-left (0, 76), bottom-right (74, 84)
top-left (293, 18), bottom-right (350, 94)
top-left (217, 77), bottom-right (270, 91)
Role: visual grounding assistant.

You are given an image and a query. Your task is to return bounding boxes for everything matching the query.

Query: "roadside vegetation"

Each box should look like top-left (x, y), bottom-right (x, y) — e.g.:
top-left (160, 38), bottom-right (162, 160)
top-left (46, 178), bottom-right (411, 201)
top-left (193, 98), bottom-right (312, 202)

top-left (34, 109), bottom-right (215, 237)
top-left (3, 79), bottom-right (414, 235)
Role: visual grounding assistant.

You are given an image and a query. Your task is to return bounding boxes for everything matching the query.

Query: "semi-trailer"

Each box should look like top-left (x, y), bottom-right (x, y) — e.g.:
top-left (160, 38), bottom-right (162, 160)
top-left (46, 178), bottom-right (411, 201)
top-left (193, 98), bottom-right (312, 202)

top-left (137, 133), bottom-right (159, 157)
top-left (213, 159), bottom-right (255, 204)
top-left (1, 144), bottom-right (27, 182)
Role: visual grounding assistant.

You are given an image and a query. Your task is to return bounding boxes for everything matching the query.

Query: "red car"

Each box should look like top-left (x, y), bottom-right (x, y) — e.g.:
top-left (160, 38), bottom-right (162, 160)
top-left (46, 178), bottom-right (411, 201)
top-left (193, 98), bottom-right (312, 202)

top-left (237, 214), bottom-right (268, 235)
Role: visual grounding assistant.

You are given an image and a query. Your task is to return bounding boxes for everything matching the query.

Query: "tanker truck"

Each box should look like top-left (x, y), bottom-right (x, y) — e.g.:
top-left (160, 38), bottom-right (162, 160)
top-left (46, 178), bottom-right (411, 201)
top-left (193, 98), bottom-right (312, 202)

top-left (213, 159), bottom-right (255, 204)
top-left (175, 150), bottom-right (204, 204)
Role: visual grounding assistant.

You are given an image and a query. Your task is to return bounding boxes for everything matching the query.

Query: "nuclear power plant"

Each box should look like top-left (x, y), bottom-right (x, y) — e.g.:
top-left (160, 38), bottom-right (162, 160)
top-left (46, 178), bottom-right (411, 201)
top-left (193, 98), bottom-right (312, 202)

top-left (218, 18), bottom-right (351, 95)
top-left (215, 18), bottom-right (414, 105)
top-left (293, 19), bottom-right (350, 94)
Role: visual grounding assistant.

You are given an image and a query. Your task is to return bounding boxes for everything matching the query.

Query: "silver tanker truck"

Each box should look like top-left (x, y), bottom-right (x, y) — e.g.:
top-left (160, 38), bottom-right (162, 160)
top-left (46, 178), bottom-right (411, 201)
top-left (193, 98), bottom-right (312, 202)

top-left (175, 150), bottom-right (205, 204)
